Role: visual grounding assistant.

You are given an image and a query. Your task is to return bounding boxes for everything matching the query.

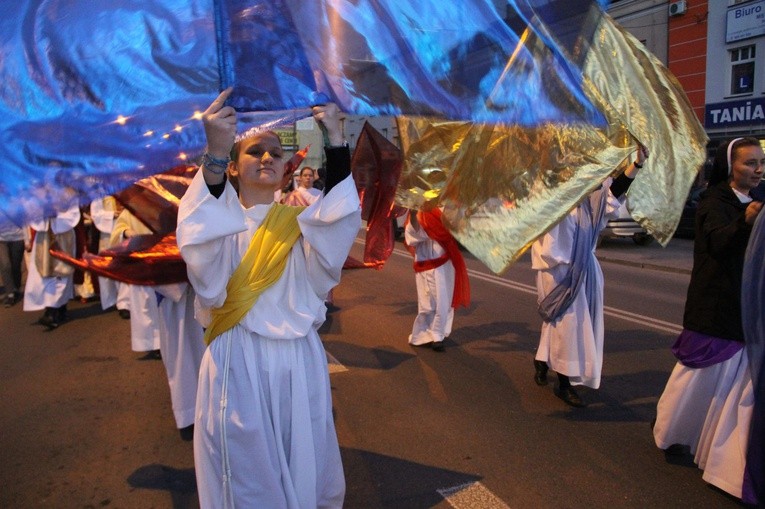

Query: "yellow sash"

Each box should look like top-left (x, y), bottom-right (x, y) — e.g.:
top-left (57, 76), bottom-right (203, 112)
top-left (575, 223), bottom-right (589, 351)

top-left (204, 203), bottom-right (306, 345)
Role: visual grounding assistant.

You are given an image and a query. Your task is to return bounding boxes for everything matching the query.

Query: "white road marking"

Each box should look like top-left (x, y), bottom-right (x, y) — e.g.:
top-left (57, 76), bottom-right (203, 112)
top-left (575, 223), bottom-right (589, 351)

top-left (326, 352), bottom-right (347, 374)
top-left (438, 481), bottom-right (511, 509)
top-left (386, 244), bottom-right (683, 335)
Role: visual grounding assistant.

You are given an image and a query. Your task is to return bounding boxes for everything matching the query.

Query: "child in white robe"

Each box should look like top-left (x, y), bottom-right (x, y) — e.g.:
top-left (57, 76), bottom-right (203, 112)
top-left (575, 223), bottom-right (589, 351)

top-left (177, 89), bottom-right (359, 508)
top-left (23, 204), bottom-right (80, 329)
top-left (532, 147), bottom-right (646, 407)
top-left (405, 210), bottom-right (455, 352)
top-left (111, 209), bottom-right (161, 357)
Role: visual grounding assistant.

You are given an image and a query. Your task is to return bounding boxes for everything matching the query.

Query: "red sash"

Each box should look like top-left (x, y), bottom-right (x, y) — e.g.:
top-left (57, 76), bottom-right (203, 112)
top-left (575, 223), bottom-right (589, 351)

top-left (416, 209), bottom-right (470, 308)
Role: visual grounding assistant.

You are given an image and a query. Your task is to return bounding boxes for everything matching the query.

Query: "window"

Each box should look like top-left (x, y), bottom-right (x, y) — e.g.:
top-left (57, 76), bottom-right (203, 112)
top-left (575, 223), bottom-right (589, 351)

top-left (729, 45), bottom-right (756, 95)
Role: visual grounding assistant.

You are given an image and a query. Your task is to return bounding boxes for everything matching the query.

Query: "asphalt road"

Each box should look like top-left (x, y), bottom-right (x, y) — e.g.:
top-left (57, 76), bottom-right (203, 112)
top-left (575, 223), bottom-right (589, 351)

top-left (0, 236), bottom-right (745, 508)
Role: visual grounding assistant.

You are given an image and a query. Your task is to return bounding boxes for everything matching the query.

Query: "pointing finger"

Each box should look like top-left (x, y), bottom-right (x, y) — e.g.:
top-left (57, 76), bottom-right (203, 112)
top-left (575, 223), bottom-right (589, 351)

top-left (206, 87), bottom-right (233, 114)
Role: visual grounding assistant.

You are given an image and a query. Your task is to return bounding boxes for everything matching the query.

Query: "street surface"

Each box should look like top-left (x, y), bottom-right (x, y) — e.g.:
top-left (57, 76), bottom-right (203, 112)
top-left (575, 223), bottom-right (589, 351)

top-left (0, 236), bottom-right (745, 508)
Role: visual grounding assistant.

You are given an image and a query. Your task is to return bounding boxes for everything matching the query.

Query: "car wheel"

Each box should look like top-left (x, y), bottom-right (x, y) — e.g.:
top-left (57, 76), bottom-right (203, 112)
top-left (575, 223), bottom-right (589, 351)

top-left (633, 232), bottom-right (654, 246)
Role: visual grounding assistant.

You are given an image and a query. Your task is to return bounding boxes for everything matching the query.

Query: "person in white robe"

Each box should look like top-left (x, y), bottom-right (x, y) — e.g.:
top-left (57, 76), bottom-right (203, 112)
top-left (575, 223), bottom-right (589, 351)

top-left (177, 89), bottom-right (359, 508)
top-left (111, 209), bottom-right (161, 357)
top-left (284, 166), bottom-right (322, 206)
top-left (405, 210), bottom-right (455, 352)
top-left (154, 281), bottom-right (205, 440)
top-left (90, 196), bottom-right (124, 311)
top-left (532, 148), bottom-right (646, 407)
top-left (24, 204), bottom-right (80, 329)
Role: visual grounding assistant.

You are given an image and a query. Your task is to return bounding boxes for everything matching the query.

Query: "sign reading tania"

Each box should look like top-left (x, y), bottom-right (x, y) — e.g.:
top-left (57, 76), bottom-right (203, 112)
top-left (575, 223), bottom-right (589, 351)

top-left (726, 0), bottom-right (765, 43)
top-left (705, 97), bottom-right (765, 129)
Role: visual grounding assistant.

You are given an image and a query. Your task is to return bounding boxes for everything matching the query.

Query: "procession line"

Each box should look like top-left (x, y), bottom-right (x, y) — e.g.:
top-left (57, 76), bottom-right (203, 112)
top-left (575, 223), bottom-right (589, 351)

top-left (388, 245), bottom-right (683, 335)
top-left (438, 481), bottom-right (511, 509)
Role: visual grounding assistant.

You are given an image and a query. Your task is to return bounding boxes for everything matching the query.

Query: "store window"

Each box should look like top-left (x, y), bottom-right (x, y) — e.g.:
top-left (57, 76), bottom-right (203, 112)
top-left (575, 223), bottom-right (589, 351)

top-left (729, 45), bottom-right (756, 95)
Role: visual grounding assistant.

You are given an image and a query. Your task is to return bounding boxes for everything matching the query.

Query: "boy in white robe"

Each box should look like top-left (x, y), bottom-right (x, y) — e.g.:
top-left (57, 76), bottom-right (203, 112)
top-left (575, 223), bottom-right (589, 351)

top-left (532, 148), bottom-right (646, 407)
top-left (24, 205), bottom-right (80, 329)
top-left (90, 196), bottom-right (125, 312)
top-left (154, 282), bottom-right (205, 440)
top-left (177, 89), bottom-right (359, 508)
top-left (111, 209), bottom-right (161, 358)
top-left (406, 212), bottom-right (454, 351)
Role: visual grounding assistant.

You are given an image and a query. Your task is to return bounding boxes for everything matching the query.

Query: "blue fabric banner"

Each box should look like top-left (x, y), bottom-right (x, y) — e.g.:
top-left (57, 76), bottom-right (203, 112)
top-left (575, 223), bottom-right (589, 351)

top-left (0, 0), bottom-right (607, 228)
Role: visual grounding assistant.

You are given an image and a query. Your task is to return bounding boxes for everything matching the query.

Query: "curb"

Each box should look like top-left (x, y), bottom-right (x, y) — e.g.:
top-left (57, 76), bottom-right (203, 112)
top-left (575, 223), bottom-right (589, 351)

top-left (596, 255), bottom-right (692, 275)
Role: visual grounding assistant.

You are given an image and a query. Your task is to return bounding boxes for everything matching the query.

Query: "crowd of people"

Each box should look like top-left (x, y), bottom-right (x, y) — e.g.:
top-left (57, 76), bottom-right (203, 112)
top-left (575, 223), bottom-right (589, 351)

top-left (1, 89), bottom-right (762, 506)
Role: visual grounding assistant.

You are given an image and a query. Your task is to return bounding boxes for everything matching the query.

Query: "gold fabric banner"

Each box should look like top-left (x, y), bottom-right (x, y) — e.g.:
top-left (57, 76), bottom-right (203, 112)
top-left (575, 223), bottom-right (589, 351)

top-left (395, 15), bottom-right (708, 274)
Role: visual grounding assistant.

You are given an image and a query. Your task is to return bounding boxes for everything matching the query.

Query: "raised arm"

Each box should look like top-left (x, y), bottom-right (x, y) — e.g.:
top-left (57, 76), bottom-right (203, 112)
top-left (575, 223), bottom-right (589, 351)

top-left (200, 88), bottom-right (237, 186)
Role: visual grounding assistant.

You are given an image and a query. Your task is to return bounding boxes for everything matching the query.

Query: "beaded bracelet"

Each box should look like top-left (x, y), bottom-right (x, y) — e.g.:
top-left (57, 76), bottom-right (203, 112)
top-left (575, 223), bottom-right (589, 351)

top-left (201, 152), bottom-right (230, 175)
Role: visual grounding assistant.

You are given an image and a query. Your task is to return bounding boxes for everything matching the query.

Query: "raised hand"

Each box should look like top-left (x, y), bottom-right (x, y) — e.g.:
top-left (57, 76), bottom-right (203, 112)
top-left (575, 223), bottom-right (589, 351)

top-left (312, 103), bottom-right (344, 147)
top-left (202, 88), bottom-right (237, 159)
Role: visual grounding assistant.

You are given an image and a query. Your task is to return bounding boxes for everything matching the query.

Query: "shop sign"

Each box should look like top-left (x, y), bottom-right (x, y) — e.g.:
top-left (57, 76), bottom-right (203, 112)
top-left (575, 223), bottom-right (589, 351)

top-left (727, 0), bottom-right (765, 43)
top-left (705, 97), bottom-right (765, 128)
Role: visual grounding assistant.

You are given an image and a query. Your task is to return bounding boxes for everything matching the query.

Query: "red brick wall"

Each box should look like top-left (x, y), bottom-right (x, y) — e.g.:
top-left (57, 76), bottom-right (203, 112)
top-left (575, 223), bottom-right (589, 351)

top-left (668, 0), bottom-right (708, 122)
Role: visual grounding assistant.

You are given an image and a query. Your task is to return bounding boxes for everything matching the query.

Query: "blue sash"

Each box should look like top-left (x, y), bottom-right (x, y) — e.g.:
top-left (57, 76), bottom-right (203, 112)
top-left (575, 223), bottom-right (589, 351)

top-left (537, 186), bottom-right (609, 323)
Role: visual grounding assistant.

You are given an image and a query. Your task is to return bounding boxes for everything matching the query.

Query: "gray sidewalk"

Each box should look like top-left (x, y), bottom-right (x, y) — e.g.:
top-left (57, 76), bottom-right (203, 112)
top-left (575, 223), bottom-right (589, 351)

top-left (596, 236), bottom-right (694, 274)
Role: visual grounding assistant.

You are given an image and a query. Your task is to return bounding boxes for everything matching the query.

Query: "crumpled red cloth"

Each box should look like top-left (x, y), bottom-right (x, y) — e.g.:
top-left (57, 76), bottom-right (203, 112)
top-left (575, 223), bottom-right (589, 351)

top-left (416, 208), bottom-right (470, 309)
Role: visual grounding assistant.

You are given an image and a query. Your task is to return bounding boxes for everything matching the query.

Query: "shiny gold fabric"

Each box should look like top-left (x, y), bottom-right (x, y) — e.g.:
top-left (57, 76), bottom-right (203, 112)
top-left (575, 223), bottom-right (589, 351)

top-left (395, 15), bottom-right (708, 274)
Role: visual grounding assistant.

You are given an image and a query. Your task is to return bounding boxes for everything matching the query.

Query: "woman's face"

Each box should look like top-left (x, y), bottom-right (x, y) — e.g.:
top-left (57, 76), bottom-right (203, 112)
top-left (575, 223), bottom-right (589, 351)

top-left (730, 144), bottom-right (765, 193)
top-left (299, 168), bottom-right (315, 189)
top-left (232, 132), bottom-right (286, 189)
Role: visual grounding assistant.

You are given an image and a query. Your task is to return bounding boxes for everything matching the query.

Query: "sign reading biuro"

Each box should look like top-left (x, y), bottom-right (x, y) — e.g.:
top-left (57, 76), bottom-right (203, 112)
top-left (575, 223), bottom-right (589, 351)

top-left (726, 0), bottom-right (765, 43)
top-left (705, 97), bottom-right (765, 129)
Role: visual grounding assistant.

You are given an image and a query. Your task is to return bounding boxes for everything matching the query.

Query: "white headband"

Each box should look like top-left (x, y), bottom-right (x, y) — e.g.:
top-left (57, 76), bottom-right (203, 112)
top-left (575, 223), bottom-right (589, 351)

top-left (727, 137), bottom-right (745, 176)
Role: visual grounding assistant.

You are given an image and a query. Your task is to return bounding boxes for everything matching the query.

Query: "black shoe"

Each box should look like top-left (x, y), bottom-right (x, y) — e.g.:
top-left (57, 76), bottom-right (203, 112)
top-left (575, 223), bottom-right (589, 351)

top-left (431, 341), bottom-right (445, 352)
top-left (533, 360), bottom-right (549, 386)
top-left (179, 424), bottom-right (194, 442)
top-left (38, 312), bottom-right (58, 330)
top-left (118, 309), bottom-right (131, 320)
top-left (556, 386), bottom-right (586, 408)
top-left (4, 294), bottom-right (15, 308)
top-left (663, 444), bottom-right (687, 456)
top-left (138, 349), bottom-right (162, 361)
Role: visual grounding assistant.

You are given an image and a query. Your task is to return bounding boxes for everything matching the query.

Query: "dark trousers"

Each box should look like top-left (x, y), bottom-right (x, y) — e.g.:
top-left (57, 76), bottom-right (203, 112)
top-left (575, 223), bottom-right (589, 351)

top-left (0, 240), bottom-right (24, 294)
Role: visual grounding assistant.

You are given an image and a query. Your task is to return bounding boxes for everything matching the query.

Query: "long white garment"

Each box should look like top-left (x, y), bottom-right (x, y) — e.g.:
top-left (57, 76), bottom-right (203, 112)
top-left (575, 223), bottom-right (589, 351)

top-left (155, 282), bottom-right (205, 429)
top-left (653, 349), bottom-right (753, 500)
top-left (112, 210), bottom-right (161, 352)
top-left (405, 220), bottom-right (454, 346)
top-left (90, 197), bottom-right (120, 310)
top-left (23, 205), bottom-right (81, 311)
top-left (177, 171), bottom-right (360, 509)
top-left (531, 181), bottom-right (621, 389)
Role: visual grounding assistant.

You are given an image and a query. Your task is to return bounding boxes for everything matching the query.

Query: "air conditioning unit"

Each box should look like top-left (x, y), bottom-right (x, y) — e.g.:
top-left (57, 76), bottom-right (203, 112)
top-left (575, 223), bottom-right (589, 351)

top-left (669, 0), bottom-right (687, 16)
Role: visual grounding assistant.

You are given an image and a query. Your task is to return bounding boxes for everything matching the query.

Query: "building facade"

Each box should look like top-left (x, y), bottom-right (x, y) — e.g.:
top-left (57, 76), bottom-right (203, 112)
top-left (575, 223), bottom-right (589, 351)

top-left (704, 0), bottom-right (765, 145)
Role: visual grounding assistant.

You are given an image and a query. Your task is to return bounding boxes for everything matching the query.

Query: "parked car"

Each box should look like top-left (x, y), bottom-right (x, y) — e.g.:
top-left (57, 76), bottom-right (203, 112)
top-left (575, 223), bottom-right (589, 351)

top-left (674, 185), bottom-right (705, 239)
top-left (600, 201), bottom-right (653, 245)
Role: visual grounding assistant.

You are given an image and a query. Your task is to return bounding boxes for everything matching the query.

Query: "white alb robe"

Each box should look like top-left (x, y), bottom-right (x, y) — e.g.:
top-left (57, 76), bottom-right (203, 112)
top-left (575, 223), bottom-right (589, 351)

top-left (405, 220), bottom-right (455, 346)
top-left (531, 181), bottom-right (621, 389)
top-left (177, 171), bottom-right (360, 509)
top-left (155, 282), bottom-right (205, 429)
top-left (90, 197), bottom-right (121, 310)
top-left (23, 205), bottom-right (81, 311)
top-left (653, 349), bottom-right (753, 499)
top-left (111, 210), bottom-right (160, 352)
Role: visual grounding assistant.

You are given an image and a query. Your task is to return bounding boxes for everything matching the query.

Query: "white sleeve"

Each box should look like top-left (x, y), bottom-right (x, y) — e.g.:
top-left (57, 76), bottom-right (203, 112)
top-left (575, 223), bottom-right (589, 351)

top-left (51, 205), bottom-right (81, 234)
top-left (298, 174), bottom-right (362, 297)
top-left (176, 171), bottom-right (246, 309)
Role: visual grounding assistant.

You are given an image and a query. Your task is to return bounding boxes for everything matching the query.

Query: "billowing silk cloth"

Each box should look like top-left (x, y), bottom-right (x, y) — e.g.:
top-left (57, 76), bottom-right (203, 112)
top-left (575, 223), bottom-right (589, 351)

top-left (3, 0), bottom-right (606, 227)
top-left (2, 0), bottom-right (704, 274)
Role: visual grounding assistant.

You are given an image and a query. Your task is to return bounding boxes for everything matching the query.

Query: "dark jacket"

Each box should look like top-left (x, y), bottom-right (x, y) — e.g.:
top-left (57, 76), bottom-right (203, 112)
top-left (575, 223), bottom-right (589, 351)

top-left (683, 182), bottom-right (763, 342)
